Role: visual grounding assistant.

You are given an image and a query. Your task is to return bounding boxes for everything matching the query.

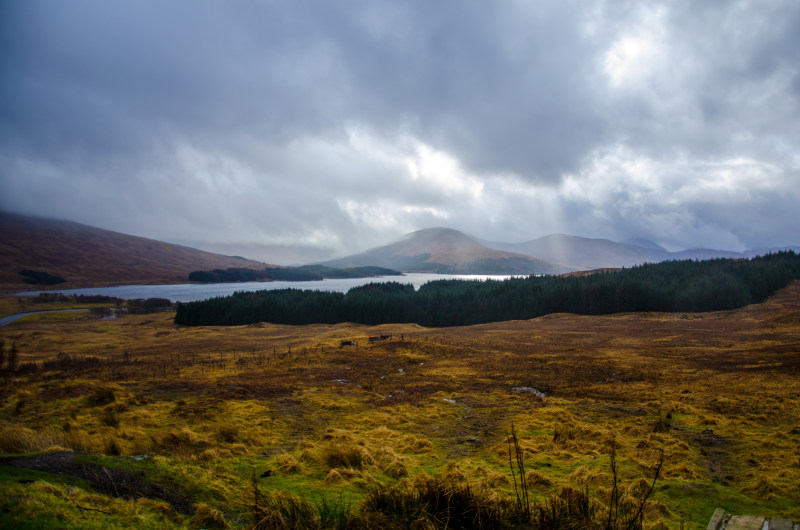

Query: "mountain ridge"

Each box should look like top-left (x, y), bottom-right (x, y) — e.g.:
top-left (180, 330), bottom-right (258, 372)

top-left (3, 212), bottom-right (798, 290)
top-left (330, 228), bottom-right (800, 273)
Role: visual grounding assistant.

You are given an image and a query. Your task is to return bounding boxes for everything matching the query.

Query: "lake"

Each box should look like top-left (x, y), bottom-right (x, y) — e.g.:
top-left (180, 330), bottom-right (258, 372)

top-left (15, 273), bottom-right (520, 303)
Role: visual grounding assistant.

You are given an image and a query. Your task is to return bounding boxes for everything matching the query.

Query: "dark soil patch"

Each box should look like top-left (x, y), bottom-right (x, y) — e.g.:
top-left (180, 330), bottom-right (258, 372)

top-left (35, 383), bottom-right (91, 402)
top-left (697, 432), bottom-right (735, 486)
top-left (0, 451), bottom-right (196, 515)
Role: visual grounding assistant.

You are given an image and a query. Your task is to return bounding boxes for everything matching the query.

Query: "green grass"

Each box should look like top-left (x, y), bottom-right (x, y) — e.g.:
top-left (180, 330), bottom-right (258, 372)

top-left (0, 465), bottom-right (186, 529)
top-left (15, 310), bottom-right (91, 324)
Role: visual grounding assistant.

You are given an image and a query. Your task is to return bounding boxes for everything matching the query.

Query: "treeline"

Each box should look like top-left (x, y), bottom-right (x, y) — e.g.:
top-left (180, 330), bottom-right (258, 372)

top-left (174, 252), bottom-right (800, 327)
top-left (188, 268), bottom-right (272, 282)
top-left (18, 269), bottom-right (65, 285)
top-left (295, 265), bottom-right (402, 279)
top-left (127, 297), bottom-right (173, 313)
top-left (187, 265), bottom-right (401, 283)
top-left (28, 293), bottom-right (171, 313)
top-left (32, 293), bottom-right (125, 305)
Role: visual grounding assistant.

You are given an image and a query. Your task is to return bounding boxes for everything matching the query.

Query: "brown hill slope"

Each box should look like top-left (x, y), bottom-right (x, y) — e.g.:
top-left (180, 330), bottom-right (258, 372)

top-left (0, 212), bottom-right (266, 291)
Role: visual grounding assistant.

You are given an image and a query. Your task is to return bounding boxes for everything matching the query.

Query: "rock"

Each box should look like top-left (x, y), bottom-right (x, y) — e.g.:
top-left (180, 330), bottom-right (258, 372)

top-left (706, 507), bottom-right (725, 530)
top-left (511, 386), bottom-right (547, 398)
top-left (707, 509), bottom-right (796, 530)
top-left (702, 428), bottom-right (714, 435)
top-left (724, 515), bottom-right (764, 530)
top-left (769, 519), bottom-right (794, 530)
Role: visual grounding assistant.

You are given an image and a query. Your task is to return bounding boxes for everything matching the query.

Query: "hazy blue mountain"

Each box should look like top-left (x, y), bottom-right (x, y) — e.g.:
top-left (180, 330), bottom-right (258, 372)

top-left (624, 237), bottom-right (669, 253)
top-left (335, 229), bottom-right (800, 273)
top-left (479, 233), bottom-right (667, 270)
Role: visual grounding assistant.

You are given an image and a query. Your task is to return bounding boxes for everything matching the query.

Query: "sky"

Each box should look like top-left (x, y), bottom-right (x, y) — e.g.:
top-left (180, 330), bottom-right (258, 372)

top-left (1, 1), bottom-right (799, 264)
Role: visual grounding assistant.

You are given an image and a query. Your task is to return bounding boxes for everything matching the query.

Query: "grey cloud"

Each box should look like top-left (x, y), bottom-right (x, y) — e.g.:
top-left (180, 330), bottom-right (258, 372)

top-left (3, 1), bottom-right (610, 180)
top-left (1, 0), bottom-right (798, 260)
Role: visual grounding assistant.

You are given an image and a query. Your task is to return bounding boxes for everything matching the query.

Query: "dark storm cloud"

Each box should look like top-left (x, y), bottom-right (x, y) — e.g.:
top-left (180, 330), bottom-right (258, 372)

top-left (1, 1), bottom-right (608, 178)
top-left (1, 0), bottom-right (798, 260)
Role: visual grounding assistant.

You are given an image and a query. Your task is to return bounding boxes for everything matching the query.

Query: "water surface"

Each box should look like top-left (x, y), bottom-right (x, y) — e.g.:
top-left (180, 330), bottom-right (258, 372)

top-left (16, 273), bottom-right (519, 303)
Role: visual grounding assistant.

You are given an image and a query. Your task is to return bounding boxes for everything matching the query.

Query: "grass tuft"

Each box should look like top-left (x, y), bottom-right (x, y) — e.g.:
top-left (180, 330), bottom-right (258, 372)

top-left (86, 386), bottom-right (117, 407)
top-left (525, 469), bottom-right (553, 488)
top-left (741, 475), bottom-right (783, 500)
top-left (189, 502), bottom-right (229, 529)
top-left (319, 443), bottom-right (373, 470)
top-left (381, 459), bottom-right (408, 479)
top-left (533, 486), bottom-right (595, 529)
top-left (362, 476), bottom-right (512, 529)
top-left (322, 468), bottom-right (358, 485)
top-left (250, 489), bottom-right (319, 529)
top-left (99, 406), bottom-right (120, 428)
top-left (104, 436), bottom-right (122, 455)
top-left (275, 453), bottom-right (303, 474)
top-left (136, 498), bottom-right (183, 524)
top-left (0, 425), bottom-right (92, 453)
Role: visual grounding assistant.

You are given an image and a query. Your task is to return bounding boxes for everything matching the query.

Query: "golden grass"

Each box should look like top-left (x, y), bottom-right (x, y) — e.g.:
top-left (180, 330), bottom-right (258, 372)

top-left (2, 282), bottom-right (800, 527)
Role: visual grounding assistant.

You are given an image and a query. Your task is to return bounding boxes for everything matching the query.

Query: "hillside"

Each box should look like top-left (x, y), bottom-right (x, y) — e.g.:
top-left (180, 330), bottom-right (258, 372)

top-left (322, 227), bottom-right (572, 275)
top-left (0, 212), bottom-right (267, 291)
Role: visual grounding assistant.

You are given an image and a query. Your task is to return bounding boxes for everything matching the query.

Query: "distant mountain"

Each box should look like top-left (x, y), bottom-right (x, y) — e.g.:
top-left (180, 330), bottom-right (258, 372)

top-left (742, 246), bottom-right (800, 258)
top-left (668, 248), bottom-right (741, 261)
top-left (624, 237), bottom-right (669, 253)
top-left (334, 229), bottom-right (800, 274)
top-left (0, 211), bottom-right (267, 290)
top-left (482, 233), bottom-right (800, 270)
top-left (321, 228), bottom-right (573, 275)
top-left (481, 234), bottom-right (667, 270)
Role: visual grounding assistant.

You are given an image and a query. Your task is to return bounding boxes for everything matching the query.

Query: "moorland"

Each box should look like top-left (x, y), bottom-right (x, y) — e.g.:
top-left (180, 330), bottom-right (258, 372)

top-left (1, 277), bottom-right (799, 528)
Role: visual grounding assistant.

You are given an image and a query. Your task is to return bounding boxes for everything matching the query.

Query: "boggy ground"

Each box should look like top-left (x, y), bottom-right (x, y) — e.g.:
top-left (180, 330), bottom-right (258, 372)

top-left (1, 281), bottom-right (799, 528)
